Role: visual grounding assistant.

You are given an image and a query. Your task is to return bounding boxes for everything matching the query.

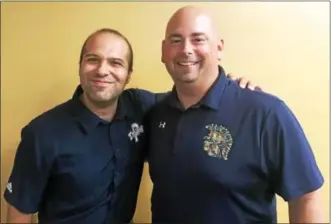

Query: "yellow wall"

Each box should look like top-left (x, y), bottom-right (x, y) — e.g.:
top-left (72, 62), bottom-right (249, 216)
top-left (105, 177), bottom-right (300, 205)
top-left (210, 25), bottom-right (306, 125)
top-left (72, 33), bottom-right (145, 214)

top-left (1, 2), bottom-right (329, 223)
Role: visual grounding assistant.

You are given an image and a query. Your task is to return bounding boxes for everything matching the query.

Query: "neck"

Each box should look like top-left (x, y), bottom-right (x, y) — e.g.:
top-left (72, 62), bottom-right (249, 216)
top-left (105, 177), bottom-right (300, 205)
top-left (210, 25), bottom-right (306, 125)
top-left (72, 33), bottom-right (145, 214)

top-left (80, 94), bottom-right (117, 122)
top-left (176, 67), bottom-right (219, 109)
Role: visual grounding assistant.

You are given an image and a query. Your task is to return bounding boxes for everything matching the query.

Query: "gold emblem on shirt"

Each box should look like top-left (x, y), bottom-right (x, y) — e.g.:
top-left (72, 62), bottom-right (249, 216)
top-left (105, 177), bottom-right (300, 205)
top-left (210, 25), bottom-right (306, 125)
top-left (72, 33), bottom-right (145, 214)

top-left (203, 124), bottom-right (233, 160)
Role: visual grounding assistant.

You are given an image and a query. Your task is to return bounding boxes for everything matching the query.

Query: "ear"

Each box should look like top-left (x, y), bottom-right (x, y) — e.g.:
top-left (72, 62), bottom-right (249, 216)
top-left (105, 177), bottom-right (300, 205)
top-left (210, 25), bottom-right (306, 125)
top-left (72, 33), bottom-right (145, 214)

top-left (78, 65), bottom-right (82, 77)
top-left (161, 40), bottom-right (166, 63)
top-left (126, 71), bottom-right (132, 84)
top-left (217, 39), bottom-right (224, 61)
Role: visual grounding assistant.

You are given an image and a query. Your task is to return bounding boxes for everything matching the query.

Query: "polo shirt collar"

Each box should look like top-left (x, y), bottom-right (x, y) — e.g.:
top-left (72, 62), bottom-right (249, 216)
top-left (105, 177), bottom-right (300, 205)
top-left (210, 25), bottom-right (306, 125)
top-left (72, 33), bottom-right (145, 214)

top-left (167, 65), bottom-right (228, 111)
top-left (69, 85), bottom-right (131, 134)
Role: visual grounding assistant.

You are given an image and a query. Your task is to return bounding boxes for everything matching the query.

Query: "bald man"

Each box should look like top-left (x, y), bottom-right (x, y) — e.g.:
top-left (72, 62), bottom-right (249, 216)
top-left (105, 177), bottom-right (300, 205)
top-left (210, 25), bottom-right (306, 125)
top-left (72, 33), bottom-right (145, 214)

top-left (146, 6), bottom-right (324, 224)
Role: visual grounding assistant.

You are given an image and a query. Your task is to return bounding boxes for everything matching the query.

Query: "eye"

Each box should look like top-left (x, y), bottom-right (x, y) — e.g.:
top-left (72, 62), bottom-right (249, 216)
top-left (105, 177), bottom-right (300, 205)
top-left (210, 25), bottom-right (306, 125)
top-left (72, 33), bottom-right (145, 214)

top-left (110, 60), bottom-right (123, 67)
top-left (169, 38), bottom-right (182, 44)
top-left (85, 57), bottom-right (99, 63)
top-left (193, 37), bottom-right (206, 43)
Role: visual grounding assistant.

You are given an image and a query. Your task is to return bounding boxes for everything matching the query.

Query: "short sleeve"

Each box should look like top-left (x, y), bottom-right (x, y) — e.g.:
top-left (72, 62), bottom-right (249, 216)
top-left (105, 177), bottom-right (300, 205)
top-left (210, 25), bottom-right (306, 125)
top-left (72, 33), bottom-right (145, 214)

top-left (4, 124), bottom-right (55, 213)
top-left (261, 101), bottom-right (324, 201)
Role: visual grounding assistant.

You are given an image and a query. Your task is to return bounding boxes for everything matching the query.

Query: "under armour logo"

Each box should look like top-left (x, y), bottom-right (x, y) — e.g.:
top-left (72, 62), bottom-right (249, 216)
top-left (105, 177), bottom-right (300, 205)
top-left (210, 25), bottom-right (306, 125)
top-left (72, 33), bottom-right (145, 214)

top-left (159, 121), bottom-right (166, 128)
top-left (128, 123), bottom-right (144, 143)
top-left (6, 182), bottom-right (12, 193)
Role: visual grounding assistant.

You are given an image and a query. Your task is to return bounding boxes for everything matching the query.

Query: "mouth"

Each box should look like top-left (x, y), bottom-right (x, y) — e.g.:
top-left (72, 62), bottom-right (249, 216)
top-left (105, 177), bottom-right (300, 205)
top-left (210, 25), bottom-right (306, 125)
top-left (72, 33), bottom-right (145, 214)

top-left (92, 80), bottom-right (113, 87)
top-left (93, 80), bottom-right (110, 83)
top-left (176, 61), bottom-right (199, 66)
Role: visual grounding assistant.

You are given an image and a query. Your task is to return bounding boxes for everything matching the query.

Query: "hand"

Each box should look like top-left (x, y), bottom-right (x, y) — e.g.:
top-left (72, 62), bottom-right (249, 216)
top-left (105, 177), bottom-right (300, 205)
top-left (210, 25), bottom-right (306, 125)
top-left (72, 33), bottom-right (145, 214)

top-left (227, 73), bottom-right (262, 91)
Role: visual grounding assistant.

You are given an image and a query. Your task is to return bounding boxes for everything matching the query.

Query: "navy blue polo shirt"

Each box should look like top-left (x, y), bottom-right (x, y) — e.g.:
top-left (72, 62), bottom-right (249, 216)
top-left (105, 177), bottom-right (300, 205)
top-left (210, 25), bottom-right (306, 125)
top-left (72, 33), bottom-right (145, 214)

top-left (146, 66), bottom-right (324, 224)
top-left (4, 86), bottom-right (160, 224)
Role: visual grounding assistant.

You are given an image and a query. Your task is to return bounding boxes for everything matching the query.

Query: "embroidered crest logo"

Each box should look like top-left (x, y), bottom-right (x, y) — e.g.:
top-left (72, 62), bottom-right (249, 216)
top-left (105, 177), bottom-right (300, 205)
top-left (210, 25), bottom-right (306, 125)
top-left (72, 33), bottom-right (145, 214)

top-left (128, 123), bottom-right (144, 143)
top-left (203, 124), bottom-right (233, 160)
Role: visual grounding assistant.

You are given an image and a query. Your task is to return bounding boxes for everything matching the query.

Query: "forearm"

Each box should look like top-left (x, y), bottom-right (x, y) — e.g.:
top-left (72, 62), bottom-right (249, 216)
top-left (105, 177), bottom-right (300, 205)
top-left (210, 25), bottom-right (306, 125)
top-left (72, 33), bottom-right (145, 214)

top-left (288, 189), bottom-right (325, 223)
top-left (7, 204), bottom-right (33, 223)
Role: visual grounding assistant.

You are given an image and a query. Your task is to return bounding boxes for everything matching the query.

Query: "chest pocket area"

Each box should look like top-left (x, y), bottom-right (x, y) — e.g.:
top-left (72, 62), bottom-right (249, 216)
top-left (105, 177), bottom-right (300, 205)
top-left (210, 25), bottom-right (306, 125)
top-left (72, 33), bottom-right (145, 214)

top-left (53, 129), bottom-right (114, 198)
top-left (108, 120), bottom-right (146, 194)
top-left (118, 121), bottom-right (146, 168)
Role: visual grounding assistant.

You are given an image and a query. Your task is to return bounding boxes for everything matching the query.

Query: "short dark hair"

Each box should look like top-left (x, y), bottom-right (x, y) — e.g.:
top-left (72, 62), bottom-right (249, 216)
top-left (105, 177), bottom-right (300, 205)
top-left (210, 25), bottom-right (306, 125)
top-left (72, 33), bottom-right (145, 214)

top-left (79, 28), bottom-right (133, 73)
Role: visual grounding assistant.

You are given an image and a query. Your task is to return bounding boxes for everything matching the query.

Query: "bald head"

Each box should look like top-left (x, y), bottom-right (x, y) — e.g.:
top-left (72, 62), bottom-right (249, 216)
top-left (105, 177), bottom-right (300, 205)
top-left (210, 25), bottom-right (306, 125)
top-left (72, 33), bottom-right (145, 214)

top-left (161, 5), bottom-right (224, 88)
top-left (165, 6), bottom-right (219, 41)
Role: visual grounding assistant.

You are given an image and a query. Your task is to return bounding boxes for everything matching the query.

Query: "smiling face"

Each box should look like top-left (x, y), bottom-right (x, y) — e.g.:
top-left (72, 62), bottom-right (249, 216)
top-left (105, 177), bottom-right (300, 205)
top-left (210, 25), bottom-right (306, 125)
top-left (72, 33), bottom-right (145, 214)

top-left (161, 7), bottom-right (223, 85)
top-left (79, 31), bottom-right (132, 107)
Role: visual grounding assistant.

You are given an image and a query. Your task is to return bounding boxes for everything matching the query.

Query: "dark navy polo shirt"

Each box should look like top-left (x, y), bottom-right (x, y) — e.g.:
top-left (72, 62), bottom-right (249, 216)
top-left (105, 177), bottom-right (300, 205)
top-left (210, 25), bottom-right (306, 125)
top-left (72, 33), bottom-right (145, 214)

top-left (4, 86), bottom-right (162, 224)
top-left (146, 66), bottom-right (324, 224)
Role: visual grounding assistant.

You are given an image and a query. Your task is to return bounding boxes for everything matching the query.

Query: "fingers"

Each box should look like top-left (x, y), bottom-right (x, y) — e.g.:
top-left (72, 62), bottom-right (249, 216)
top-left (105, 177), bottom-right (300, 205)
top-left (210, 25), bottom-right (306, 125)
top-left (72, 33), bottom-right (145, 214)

top-left (227, 73), bottom-right (236, 81)
top-left (227, 73), bottom-right (263, 91)
top-left (254, 85), bottom-right (263, 91)
top-left (244, 82), bottom-right (263, 91)
top-left (237, 78), bottom-right (261, 91)
top-left (246, 81), bottom-right (255, 90)
top-left (238, 78), bottom-right (248, 89)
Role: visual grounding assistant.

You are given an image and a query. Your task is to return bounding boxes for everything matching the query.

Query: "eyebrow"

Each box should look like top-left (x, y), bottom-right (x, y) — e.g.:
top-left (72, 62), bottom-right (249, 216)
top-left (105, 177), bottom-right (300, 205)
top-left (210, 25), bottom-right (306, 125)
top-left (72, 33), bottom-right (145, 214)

top-left (111, 58), bottom-right (125, 64)
top-left (191, 32), bottom-right (207, 37)
top-left (167, 32), bottom-right (207, 39)
top-left (84, 53), bottom-right (99, 58)
top-left (84, 53), bottom-right (125, 63)
top-left (167, 33), bottom-right (182, 39)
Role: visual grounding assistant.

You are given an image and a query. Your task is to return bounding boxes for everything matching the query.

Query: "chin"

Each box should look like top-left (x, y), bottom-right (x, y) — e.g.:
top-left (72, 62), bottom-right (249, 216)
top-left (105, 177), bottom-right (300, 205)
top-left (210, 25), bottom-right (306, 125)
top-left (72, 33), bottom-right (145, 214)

top-left (180, 75), bottom-right (199, 84)
top-left (183, 79), bottom-right (197, 84)
top-left (98, 95), bottom-right (118, 102)
top-left (90, 92), bottom-right (116, 102)
top-left (93, 98), bottom-right (117, 107)
top-left (174, 78), bottom-right (196, 85)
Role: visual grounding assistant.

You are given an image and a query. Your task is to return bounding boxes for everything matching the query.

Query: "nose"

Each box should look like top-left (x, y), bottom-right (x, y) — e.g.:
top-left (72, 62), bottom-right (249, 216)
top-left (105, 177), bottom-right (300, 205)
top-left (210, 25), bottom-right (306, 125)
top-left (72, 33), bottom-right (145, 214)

top-left (182, 39), bottom-right (194, 55)
top-left (96, 60), bottom-right (109, 76)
